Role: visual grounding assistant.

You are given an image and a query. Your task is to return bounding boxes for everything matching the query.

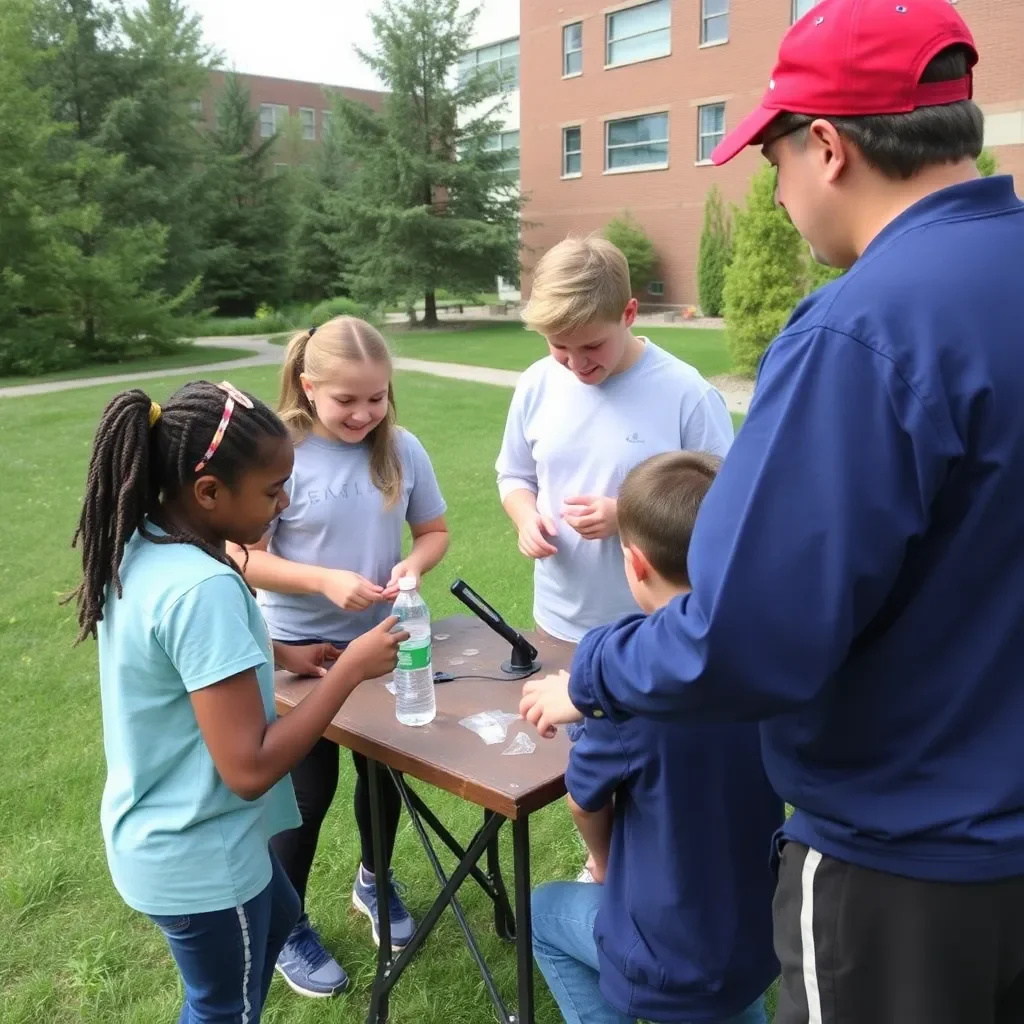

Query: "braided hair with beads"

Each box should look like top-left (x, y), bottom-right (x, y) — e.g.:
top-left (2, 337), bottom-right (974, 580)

top-left (66, 380), bottom-right (287, 642)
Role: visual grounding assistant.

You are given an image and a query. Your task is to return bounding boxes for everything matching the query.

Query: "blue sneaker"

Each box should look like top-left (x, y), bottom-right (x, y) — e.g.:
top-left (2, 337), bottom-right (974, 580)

top-left (275, 916), bottom-right (349, 998)
top-left (351, 865), bottom-right (416, 949)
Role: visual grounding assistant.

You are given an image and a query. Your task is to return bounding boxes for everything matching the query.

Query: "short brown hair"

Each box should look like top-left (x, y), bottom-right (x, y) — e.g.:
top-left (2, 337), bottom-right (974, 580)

top-left (770, 45), bottom-right (983, 180)
top-left (617, 451), bottom-right (722, 586)
top-left (522, 235), bottom-right (631, 336)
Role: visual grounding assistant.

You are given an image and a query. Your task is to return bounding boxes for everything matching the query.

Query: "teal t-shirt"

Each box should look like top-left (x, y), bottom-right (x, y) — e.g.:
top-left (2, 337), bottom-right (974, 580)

top-left (97, 525), bottom-right (301, 916)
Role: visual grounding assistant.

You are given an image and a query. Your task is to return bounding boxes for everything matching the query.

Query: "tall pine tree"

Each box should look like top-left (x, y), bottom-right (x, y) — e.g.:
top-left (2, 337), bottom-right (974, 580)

top-left (697, 186), bottom-right (732, 317)
top-left (328, 0), bottom-right (521, 327)
top-left (199, 73), bottom-right (294, 316)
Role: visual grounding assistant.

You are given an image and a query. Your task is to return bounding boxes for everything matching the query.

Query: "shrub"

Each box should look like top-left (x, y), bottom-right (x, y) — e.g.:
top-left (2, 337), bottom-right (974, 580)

top-left (697, 186), bottom-right (733, 317)
top-left (723, 167), bottom-right (805, 376)
top-left (977, 149), bottom-right (998, 177)
top-left (603, 212), bottom-right (657, 296)
top-left (309, 296), bottom-right (373, 326)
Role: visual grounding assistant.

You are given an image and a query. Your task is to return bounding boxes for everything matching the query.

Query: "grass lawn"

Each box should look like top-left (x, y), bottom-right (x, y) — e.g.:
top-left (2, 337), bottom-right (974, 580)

top-left (0, 367), bottom-right (758, 1024)
top-left (386, 322), bottom-right (733, 380)
top-left (0, 345), bottom-right (257, 389)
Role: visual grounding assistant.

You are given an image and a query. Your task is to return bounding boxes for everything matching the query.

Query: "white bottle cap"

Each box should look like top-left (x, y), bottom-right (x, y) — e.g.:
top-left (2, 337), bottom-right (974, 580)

top-left (398, 575), bottom-right (417, 592)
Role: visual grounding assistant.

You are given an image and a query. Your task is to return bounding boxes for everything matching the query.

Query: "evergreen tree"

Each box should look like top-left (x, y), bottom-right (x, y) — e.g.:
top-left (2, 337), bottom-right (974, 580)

top-left (723, 167), bottom-right (804, 376)
top-left (977, 149), bottom-right (997, 177)
top-left (328, 0), bottom-right (521, 327)
top-left (603, 212), bottom-right (657, 296)
top-left (696, 186), bottom-right (732, 317)
top-left (200, 73), bottom-right (294, 316)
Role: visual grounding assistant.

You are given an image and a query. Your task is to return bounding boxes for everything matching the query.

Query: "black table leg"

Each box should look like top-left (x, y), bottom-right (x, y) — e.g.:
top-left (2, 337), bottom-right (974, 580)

top-left (485, 810), bottom-right (516, 941)
top-left (512, 815), bottom-right (535, 1024)
top-left (366, 758), bottom-right (392, 1024)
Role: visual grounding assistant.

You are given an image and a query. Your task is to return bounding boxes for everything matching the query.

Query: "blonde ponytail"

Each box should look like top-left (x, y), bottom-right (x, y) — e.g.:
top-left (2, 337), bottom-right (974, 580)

top-left (278, 329), bottom-right (317, 437)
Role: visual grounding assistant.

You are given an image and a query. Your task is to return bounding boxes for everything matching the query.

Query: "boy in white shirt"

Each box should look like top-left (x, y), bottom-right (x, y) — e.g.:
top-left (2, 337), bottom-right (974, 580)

top-left (495, 235), bottom-right (733, 645)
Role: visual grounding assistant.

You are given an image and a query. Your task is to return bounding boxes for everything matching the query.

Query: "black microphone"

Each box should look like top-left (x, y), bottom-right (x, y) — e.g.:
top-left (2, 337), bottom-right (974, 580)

top-left (449, 578), bottom-right (541, 678)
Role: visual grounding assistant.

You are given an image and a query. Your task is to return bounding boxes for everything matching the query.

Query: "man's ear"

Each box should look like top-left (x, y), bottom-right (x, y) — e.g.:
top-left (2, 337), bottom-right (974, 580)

top-left (193, 474), bottom-right (219, 511)
top-left (622, 297), bottom-right (639, 328)
top-left (808, 117), bottom-right (848, 182)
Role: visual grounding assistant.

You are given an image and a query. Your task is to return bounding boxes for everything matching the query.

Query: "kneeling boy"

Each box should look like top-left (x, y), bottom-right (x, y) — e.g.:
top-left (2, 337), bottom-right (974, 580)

top-left (532, 452), bottom-right (782, 1024)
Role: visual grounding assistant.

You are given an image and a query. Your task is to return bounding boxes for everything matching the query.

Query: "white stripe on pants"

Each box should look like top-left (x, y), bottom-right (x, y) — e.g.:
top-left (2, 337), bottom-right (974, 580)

top-left (799, 847), bottom-right (824, 1024)
top-left (235, 906), bottom-right (253, 1024)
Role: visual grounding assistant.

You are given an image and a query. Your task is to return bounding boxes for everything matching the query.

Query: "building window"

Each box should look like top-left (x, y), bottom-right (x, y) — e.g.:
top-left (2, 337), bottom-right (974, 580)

top-left (563, 126), bottom-right (582, 176)
top-left (299, 108), bottom-right (316, 141)
top-left (563, 22), bottom-right (583, 76)
top-left (697, 103), bottom-right (725, 162)
top-left (605, 112), bottom-right (669, 172)
top-left (606, 0), bottom-right (671, 68)
top-left (190, 98), bottom-right (203, 117)
top-left (484, 130), bottom-right (520, 174)
top-left (647, 280), bottom-right (665, 296)
top-left (458, 38), bottom-right (520, 93)
top-left (274, 163), bottom-right (289, 175)
top-left (792, 0), bottom-right (822, 22)
top-left (321, 110), bottom-right (333, 138)
top-left (700, 0), bottom-right (729, 45)
top-left (259, 103), bottom-right (288, 138)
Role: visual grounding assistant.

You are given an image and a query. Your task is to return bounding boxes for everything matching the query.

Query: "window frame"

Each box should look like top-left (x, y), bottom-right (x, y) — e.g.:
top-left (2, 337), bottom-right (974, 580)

top-left (700, 0), bottom-right (729, 46)
top-left (483, 129), bottom-right (520, 176)
top-left (697, 102), bottom-right (726, 164)
top-left (604, 0), bottom-right (672, 70)
top-left (259, 103), bottom-right (289, 138)
top-left (647, 280), bottom-right (665, 296)
top-left (298, 107), bottom-right (316, 141)
top-left (791, 0), bottom-right (822, 23)
top-left (459, 37), bottom-right (520, 93)
top-left (604, 111), bottom-right (670, 174)
top-left (562, 125), bottom-right (583, 177)
top-left (563, 21), bottom-right (583, 77)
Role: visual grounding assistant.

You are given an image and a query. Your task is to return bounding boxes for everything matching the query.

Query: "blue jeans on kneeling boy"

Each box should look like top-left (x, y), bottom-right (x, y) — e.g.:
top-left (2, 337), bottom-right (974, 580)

top-left (532, 881), bottom-right (768, 1024)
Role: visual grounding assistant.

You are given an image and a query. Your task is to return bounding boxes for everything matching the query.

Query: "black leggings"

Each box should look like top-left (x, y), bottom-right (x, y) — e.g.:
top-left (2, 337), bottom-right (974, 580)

top-left (270, 738), bottom-right (403, 910)
top-left (270, 639), bottom-right (402, 910)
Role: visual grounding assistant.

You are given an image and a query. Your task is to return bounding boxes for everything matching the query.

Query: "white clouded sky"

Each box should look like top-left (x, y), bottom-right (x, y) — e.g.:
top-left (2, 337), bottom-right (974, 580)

top-left (182, 0), bottom-right (387, 90)
top-left (174, 1), bottom-right (513, 90)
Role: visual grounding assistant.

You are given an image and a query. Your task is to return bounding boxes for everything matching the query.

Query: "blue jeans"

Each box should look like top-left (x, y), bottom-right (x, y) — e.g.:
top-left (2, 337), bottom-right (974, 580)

top-left (149, 851), bottom-right (301, 1023)
top-left (532, 882), bottom-right (768, 1024)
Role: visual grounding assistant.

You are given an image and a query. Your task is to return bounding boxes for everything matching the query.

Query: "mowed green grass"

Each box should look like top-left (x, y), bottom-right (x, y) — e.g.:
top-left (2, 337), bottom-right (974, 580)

top-left (387, 323), bottom-right (733, 380)
top-left (0, 368), bottom-right (578, 1024)
top-left (0, 344), bottom-right (257, 389)
top-left (0, 367), bottom-right (756, 1024)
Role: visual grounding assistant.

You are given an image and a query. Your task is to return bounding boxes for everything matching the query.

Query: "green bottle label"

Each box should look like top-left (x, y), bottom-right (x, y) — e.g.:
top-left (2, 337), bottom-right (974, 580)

top-left (397, 639), bottom-right (431, 671)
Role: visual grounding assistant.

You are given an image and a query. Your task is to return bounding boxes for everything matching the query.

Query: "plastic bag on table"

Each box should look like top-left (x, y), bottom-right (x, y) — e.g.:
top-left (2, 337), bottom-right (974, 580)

top-left (502, 731), bottom-right (536, 756)
top-left (459, 710), bottom-right (521, 746)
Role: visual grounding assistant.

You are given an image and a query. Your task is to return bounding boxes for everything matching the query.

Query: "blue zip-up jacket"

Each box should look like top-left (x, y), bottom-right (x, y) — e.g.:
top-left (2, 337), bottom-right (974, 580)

top-left (569, 176), bottom-right (1024, 882)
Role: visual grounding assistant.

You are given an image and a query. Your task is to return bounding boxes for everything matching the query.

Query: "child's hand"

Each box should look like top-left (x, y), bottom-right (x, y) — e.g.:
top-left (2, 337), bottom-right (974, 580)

top-left (319, 569), bottom-right (386, 611)
top-left (274, 642), bottom-right (345, 678)
top-left (520, 669), bottom-right (582, 737)
top-left (340, 616), bottom-right (409, 682)
top-left (561, 495), bottom-right (618, 540)
top-left (382, 561), bottom-right (418, 601)
top-left (518, 511), bottom-right (558, 559)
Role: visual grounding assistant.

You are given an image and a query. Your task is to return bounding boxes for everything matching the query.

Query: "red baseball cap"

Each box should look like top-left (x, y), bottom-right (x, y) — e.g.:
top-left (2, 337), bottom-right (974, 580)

top-left (711, 0), bottom-right (978, 166)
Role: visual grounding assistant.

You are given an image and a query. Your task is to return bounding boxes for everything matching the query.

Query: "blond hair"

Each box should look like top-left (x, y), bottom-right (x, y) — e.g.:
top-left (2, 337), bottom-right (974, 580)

top-left (279, 316), bottom-right (403, 507)
top-left (523, 235), bottom-right (632, 336)
top-left (617, 451), bottom-right (723, 587)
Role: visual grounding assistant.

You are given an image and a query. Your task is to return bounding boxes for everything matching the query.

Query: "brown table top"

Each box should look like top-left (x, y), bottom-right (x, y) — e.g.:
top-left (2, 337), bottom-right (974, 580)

top-left (275, 615), bottom-right (575, 819)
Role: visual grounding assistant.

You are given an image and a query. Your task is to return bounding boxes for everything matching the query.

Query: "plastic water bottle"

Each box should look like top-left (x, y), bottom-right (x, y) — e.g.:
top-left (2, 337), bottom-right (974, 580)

top-left (392, 576), bottom-right (436, 726)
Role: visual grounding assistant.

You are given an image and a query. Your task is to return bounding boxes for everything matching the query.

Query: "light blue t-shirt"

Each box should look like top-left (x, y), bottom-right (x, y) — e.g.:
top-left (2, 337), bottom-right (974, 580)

top-left (97, 526), bottom-right (301, 917)
top-left (495, 340), bottom-right (734, 642)
top-left (260, 428), bottom-right (447, 643)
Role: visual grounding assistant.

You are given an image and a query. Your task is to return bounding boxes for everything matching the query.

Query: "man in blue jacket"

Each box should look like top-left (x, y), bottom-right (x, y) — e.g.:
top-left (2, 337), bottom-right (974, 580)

top-left (520, 1), bottom-right (1024, 1022)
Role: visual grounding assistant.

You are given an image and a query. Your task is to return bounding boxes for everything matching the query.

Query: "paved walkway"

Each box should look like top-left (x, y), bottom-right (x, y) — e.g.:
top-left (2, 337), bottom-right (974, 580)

top-left (0, 330), bottom-right (753, 415)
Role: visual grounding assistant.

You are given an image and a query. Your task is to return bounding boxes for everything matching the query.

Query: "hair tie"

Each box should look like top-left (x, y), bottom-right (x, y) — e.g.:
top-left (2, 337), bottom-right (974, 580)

top-left (148, 401), bottom-right (162, 427)
top-left (308, 325), bottom-right (317, 337)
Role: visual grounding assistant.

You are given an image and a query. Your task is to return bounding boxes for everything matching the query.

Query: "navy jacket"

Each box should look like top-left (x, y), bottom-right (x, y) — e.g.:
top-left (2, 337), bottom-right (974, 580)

top-left (567, 697), bottom-right (783, 1021)
top-left (570, 176), bottom-right (1024, 882)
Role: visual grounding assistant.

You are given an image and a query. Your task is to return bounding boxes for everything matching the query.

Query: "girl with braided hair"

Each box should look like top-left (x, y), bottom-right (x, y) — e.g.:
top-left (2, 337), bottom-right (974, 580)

top-left (69, 379), bottom-right (408, 1023)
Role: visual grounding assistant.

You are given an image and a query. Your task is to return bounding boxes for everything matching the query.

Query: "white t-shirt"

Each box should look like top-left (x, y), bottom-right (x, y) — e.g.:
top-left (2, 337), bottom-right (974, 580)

top-left (495, 339), bottom-right (733, 641)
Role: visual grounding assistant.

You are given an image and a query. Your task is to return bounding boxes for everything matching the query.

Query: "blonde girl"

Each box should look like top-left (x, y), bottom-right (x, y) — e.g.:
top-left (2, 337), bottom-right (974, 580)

top-left (228, 317), bottom-right (449, 998)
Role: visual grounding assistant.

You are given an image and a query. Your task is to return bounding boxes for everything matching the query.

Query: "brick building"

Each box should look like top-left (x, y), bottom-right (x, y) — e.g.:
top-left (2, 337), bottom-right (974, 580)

top-left (517, 0), bottom-right (1024, 308)
top-left (196, 70), bottom-right (386, 165)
